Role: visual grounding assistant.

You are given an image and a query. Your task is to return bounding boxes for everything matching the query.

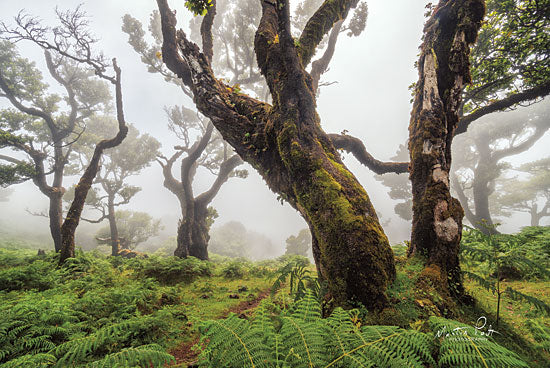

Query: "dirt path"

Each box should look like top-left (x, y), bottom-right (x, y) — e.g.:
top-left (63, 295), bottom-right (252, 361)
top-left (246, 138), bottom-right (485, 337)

top-left (169, 289), bottom-right (271, 367)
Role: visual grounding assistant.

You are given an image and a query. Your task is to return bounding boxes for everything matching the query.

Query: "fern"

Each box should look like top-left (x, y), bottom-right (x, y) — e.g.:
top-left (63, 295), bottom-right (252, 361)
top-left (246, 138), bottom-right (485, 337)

top-left (198, 291), bottom-right (531, 368)
top-left (463, 271), bottom-right (496, 294)
top-left (525, 319), bottom-right (550, 354)
top-left (505, 287), bottom-right (550, 315)
top-left (200, 291), bottom-right (437, 368)
top-left (0, 353), bottom-right (56, 368)
top-left (87, 344), bottom-right (174, 368)
top-left (430, 317), bottom-right (529, 368)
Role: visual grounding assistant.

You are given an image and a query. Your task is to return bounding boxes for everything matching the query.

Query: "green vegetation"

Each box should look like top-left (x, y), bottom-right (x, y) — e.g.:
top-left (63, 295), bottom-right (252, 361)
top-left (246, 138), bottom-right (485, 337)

top-left (461, 225), bottom-right (550, 325)
top-left (1, 226), bottom-right (549, 367)
top-left (198, 290), bottom-right (529, 368)
top-left (0, 245), bottom-right (276, 367)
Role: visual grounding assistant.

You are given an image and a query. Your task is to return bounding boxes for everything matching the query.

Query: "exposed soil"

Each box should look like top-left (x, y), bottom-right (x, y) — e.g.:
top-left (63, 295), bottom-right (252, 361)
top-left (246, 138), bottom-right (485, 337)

top-left (169, 289), bottom-right (271, 367)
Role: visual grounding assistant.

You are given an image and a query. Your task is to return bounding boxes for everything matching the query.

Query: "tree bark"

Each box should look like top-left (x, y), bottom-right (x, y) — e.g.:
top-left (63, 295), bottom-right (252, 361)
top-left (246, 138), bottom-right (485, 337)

top-left (157, 0), bottom-right (396, 310)
top-left (408, 0), bottom-right (485, 300)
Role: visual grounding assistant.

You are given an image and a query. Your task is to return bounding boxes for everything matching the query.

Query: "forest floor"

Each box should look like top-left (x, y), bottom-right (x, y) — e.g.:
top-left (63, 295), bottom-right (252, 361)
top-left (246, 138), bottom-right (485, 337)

top-left (0, 237), bottom-right (548, 367)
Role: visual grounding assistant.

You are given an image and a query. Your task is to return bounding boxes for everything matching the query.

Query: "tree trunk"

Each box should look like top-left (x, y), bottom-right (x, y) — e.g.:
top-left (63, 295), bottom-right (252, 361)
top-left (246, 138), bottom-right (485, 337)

top-left (157, 0), bottom-right (396, 310)
top-left (471, 140), bottom-right (499, 234)
top-left (530, 204), bottom-right (541, 227)
top-left (48, 191), bottom-right (63, 252)
top-left (408, 0), bottom-right (485, 300)
top-left (107, 199), bottom-right (119, 256)
top-left (59, 61), bottom-right (128, 264)
top-left (176, 201), bottom-right (210, 260)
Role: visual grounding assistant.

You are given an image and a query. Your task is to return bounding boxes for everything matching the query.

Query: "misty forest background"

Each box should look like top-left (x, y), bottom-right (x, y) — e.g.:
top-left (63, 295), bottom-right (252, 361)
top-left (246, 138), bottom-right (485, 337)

top-left (0, 0), bottom-right (549, 367)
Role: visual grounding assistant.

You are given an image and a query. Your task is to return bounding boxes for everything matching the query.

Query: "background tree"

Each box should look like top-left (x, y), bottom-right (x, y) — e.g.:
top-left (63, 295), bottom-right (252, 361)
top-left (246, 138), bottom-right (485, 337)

top-left (156, 107), bottom-right (247, 260)
top-left (155, 0), bottom-right (396, 310)
top-left (209, 220), bottom-right (279, 260)
top-left (1, 7), bottom-right (130, 263)
top-left (452, 100), bottom-right (550, 232)
top-left (0, 188), bottom-right (13, 202)
top-left (65, 121), bottom-right (160, 256)
top-left (285, 228), bottom-right (311, 257)
top-left (497, 158), bottom-right (550, 227)
top-left (0, 36), bottom-right (111, 252)
top-left (95, 210), bottom-right (162, 251)
top-left (123, 12), bottom-right (248, 261)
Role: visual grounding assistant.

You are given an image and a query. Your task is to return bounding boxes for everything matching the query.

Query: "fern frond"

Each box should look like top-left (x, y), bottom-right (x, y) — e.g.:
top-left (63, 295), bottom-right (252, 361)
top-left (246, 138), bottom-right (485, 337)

top-left (86, 344), bottom-right (174, 368)
top-left (289, 291), bottom-right (322, 322)
top-left (429, 317), bottom-right (529, 368)
top-left (525, 319), bottom-right (550, 353)
top-left (0, 353), bottom-right (56, 368)
top-left (280, 316), bottom-right (328, 368)
top-left (505, 287), bottom-right (550, 315)
top-left (463, 271), bottom-right (496, 294)
top-left (199, 314), bottom-right (272, 368)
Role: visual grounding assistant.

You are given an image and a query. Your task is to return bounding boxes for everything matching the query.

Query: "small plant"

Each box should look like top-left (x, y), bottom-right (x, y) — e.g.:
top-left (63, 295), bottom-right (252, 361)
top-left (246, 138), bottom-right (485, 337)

top-left (221, 259), bottom-right (247, 279)
top-left (461, 224), bottom-right (550, 325)
top-left (271, 261), bottom-right (320, 302)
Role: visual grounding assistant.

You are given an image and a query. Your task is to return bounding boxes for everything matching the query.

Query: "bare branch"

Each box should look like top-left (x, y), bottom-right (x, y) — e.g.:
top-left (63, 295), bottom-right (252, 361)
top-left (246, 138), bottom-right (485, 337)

top-left (328, 133), bottom-right (408, 174)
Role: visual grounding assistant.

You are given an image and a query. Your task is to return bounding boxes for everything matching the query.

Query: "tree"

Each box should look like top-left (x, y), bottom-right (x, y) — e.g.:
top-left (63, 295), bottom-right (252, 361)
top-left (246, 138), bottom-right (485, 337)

top-left (156, 107), bottom-right (246, 260)
top-left (155, 0), bottom-right (397, 310)
top-left (497, 158), bottom-right (550, 226)
top-left (373, 144), bottom-right (412, 221)
top-left (0, 37), bottom-right (111, 252)
top-left (461, 225), bottom-right (550, 326)
top-left (122, 12), bottom-right (248, 261)
top-left (65, 122), bottom-right (160, 256)
top-left (407, 0), bottom-right (485, 300)
top-left (452, 101), bottom-right (550, 232)
top-left (95, 210), bottom-right (162, 250)
top-left (0, 7), bottom-right (130, 263)
top-left (209, 220), bottom-right (279, 260)
top-left (285, 228), bottom-right (311, 257)
top-left (209, 221), bottom-right (249, 258)
top-left (357, 0), bottom-right (548, 298)
top-left (0, 188), bottom-right (12, 202)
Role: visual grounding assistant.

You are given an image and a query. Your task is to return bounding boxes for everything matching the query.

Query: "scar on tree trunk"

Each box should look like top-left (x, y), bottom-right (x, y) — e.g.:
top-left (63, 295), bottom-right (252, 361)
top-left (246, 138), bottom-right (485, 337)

top-left (408, 0), bottom-right (485, 305)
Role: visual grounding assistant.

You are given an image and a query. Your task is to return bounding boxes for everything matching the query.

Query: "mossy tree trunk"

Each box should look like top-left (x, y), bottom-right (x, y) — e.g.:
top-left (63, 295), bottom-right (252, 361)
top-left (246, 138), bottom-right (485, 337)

top-left (408, 0), bottom-right (485, 298)
top-left (157, 0), bottom-right (396, 309)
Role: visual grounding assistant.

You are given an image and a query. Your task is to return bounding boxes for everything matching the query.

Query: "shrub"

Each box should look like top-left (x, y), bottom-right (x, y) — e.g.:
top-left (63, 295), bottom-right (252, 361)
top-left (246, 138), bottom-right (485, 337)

top-left (130, 255), bottom-right (213, 284)
top-left (220, 259), bottom-right (247, 279)
top-left (0, 260), bottom-right (59, 291)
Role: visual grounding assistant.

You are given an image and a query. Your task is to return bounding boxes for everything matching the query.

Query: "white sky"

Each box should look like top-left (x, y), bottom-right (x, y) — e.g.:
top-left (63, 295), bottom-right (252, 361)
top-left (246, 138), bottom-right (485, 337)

top-left (0, 0), bottom-right (548, 250)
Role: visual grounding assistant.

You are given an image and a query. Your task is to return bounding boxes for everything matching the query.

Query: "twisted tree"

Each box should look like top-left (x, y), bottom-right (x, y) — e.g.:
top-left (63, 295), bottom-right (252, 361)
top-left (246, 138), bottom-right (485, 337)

top-left (157, 106), bottom-right (246, 260)
top-left (155, 0), bottom-right (395, 309)
top-left (0, 7), bottom-right (129, 263)
top-left (65, 122), bottom-right (160, 256)
top-left (0, 35), bottom-right (111, 252)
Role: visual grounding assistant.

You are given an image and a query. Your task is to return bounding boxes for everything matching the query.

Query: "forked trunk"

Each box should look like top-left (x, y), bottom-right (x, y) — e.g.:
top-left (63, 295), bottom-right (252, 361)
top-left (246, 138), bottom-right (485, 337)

top-left (157, 0), bottom-right (396, 309)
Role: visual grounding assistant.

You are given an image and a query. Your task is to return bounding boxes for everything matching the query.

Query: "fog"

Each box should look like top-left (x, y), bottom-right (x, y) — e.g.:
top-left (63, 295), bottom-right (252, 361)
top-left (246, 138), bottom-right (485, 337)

top-left (0, 0), bottom-right (548, 255)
